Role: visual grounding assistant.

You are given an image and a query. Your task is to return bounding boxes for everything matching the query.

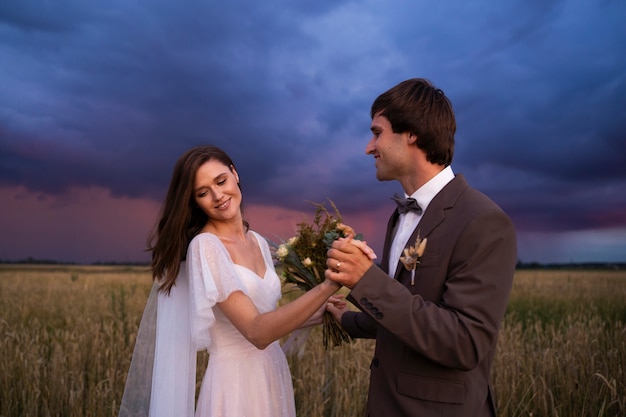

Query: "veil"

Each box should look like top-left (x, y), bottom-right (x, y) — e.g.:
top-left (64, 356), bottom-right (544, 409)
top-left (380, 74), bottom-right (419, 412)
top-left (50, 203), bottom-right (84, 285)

top-left (118, 262), bottom-right (196, 417)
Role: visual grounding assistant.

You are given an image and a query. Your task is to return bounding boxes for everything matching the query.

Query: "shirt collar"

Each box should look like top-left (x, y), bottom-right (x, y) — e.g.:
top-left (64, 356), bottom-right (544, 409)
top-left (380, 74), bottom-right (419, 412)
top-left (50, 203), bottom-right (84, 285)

top-left (406, 165), bottom-right (455, 213)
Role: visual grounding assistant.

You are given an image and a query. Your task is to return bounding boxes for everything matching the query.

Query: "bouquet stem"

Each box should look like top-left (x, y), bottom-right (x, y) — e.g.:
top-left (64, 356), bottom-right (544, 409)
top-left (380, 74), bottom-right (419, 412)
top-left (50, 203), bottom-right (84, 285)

top-left (322, 312), bottom-right (352, 350)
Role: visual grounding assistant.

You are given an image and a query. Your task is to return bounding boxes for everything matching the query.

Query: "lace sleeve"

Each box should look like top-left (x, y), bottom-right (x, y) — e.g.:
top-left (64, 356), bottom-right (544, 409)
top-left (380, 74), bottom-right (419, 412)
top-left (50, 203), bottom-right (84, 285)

top-left (187, 233), bottom-right (249, 350)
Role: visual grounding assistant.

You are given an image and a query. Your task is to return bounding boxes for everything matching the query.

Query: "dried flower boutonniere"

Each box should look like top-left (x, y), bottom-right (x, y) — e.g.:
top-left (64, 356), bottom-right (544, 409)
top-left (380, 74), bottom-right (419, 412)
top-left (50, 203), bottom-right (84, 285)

top-left (399, 234), bottom-right (428, 285)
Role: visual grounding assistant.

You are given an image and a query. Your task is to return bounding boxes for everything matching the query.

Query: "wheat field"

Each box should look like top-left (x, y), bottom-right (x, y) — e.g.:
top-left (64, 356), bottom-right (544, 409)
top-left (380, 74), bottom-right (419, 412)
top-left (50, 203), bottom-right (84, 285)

top-left (0, 265), bottom-right (624, 416)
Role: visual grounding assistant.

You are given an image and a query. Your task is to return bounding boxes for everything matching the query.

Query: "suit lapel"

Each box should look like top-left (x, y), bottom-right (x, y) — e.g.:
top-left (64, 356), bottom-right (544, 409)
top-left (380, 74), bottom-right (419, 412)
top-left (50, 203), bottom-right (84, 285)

top-left (380, 210), bottom-right (399, 275)
top-left (390, 175), bottom-right (470, 281)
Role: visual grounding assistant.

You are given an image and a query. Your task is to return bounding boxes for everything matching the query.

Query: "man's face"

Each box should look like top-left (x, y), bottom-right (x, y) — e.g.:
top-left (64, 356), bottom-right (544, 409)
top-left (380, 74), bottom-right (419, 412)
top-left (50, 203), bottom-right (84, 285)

top-left (365, 113), bottom-right (411, 182)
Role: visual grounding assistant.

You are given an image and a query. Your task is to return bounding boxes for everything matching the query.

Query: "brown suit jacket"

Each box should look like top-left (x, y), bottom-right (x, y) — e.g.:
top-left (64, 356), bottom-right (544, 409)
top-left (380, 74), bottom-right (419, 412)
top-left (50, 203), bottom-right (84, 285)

top-left (342, 175), bottom-right (517, 417)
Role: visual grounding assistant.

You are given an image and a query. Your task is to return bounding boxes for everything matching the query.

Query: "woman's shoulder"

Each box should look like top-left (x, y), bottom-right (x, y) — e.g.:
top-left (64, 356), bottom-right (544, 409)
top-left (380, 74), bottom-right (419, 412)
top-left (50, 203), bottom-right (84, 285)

top-left (248, 229), bottom-right (264, 240)
top-left (248, 230), bottom-right (270, 248)
top-left (188, 232), bottom-right (224, 253)
top-left (191, 231), bottom-right (219, 242)
top-left (189, 230), bottom-right (269, 255)
top-left (190, 230), bottom-right (264, 244)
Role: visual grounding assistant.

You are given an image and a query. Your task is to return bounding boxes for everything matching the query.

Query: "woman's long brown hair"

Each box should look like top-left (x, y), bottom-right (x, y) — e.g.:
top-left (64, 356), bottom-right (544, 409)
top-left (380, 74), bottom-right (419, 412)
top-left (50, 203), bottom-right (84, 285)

top-left (147, 145), bottom-right (248, 294)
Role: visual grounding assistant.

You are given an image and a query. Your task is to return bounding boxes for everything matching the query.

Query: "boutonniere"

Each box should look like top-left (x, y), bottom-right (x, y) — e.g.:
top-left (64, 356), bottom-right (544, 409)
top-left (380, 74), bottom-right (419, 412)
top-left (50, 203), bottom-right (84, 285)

top-left (400, 234), bottom-right (428, 286)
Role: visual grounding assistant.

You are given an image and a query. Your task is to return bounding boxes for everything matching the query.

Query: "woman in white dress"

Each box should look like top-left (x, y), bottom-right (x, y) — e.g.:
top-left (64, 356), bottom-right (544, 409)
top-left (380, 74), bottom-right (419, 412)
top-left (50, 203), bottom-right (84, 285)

top-left (118, 145), bottom-right (344, 417)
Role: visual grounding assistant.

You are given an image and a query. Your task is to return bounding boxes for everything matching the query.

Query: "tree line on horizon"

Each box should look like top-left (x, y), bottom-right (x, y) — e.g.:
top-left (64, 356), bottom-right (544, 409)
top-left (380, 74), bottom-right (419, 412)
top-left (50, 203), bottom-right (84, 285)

top-left (1, 257), bottom-right (625, 270)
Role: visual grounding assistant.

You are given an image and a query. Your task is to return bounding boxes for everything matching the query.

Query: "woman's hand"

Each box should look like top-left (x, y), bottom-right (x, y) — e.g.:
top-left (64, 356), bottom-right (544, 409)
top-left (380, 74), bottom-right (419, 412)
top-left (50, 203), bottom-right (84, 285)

top-left (348, 239), bottom-right (377, 260)
top-left (301, 294), bottom-right (346, 327)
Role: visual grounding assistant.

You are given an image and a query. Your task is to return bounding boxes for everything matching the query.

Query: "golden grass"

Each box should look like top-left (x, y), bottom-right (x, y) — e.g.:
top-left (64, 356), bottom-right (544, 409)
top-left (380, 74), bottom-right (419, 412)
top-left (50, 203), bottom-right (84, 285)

top-left (1, 265), bottom-right (624, 416)
top-left (494, 270), bottom-right (626, 417)
top-left (0, 265), bottom-right (151, 417)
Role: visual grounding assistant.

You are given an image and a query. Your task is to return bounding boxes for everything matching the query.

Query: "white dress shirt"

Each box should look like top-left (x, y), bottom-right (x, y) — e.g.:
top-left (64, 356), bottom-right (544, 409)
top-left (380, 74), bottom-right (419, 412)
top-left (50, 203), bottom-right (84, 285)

top-left (388, 166), bottom-right (455, 277)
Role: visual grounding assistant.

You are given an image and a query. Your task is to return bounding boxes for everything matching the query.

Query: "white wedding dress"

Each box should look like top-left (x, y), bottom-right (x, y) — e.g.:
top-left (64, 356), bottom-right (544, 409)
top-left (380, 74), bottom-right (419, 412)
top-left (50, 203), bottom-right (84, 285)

top-left (118, 231), bottom-right (295, 417)
top-left (189, 231), bottom-right (295, 417)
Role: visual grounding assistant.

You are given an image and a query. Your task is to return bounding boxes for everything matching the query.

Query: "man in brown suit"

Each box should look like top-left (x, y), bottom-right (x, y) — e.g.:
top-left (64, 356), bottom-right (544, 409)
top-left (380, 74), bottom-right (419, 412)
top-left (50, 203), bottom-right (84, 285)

top-left (326, 78), bottom-right (517, 416)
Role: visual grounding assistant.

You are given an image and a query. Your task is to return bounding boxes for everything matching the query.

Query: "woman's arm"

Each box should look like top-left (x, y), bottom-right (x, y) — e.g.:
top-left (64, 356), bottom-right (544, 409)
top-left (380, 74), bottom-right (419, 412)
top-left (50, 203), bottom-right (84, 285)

top-left (217, 279), bottom-right (341, 349)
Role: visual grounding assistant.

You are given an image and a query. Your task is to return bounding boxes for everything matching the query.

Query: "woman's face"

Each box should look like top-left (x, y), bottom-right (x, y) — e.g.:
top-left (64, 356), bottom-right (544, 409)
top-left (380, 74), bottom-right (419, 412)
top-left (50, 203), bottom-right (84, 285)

top-left (193, 159), bottom-right (241, 223)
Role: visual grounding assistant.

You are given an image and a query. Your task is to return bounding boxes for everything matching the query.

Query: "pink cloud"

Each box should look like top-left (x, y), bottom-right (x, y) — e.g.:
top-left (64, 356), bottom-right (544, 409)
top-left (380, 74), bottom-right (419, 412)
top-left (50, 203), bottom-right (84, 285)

top-left (0, 185), bottom-right (160, 263)
top-left (0, 186), bottom-right (391, 264)
top-left (246, 203), bottom-right (389, 258)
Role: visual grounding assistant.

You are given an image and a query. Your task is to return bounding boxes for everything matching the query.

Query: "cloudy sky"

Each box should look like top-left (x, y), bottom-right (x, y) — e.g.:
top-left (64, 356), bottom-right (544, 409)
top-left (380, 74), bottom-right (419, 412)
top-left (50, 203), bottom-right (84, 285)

top-left (1, 0), bottom-right (625, 264)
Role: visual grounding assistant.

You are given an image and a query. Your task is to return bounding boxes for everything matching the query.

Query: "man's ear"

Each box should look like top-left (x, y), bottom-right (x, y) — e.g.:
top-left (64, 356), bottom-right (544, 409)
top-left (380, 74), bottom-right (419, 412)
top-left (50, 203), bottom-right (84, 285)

top-left (230, 165), bottom-right (240, 183)
top-left (407, 133), bottom-right (418, 145)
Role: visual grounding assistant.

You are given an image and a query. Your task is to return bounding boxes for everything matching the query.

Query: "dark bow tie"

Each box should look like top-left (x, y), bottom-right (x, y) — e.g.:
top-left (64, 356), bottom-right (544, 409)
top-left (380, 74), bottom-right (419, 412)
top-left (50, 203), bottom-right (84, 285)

top-left (391, 193), bottom-right (422, 215)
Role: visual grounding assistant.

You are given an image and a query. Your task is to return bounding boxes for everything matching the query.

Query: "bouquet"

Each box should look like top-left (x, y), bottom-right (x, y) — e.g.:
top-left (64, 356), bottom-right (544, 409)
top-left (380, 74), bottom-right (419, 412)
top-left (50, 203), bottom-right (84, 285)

top-left (273, 200), bottom-right (358, 349)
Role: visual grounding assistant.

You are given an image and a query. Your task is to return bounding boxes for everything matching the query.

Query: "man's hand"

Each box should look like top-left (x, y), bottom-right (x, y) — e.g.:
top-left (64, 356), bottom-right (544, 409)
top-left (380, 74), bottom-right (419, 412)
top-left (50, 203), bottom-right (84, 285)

top-left (325, 237), bottom-right (375, 289)
top-left (326, 296), bottom-right (349, 324)
top-left (302, 295), bottom-right (347, 327)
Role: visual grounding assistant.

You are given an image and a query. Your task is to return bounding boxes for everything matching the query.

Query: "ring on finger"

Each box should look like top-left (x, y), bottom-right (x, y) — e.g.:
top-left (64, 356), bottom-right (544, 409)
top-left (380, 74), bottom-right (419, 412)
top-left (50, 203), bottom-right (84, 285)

top-left (336, 261), bottom-right (342, 270)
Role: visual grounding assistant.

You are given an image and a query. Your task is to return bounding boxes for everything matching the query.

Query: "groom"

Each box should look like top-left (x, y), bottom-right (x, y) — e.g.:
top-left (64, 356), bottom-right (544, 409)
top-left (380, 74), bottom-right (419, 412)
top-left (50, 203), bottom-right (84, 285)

top-left (326, 78), bottom-right (517, 416)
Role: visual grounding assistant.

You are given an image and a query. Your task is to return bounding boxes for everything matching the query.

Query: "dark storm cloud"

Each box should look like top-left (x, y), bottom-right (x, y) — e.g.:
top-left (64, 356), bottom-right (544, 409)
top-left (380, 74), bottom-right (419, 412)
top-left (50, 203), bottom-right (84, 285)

top-left (1, 0), bottom-right (625, 242)
top-left (0, 0), bottom-right (368, 198)
top-left (0, 1), bottom-right (85, 33)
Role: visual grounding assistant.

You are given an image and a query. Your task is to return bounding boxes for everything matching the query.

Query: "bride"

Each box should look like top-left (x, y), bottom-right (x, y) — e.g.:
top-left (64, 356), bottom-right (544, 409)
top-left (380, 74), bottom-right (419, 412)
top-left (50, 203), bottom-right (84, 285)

top-left (118, 145), bottom-right (344, 417)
